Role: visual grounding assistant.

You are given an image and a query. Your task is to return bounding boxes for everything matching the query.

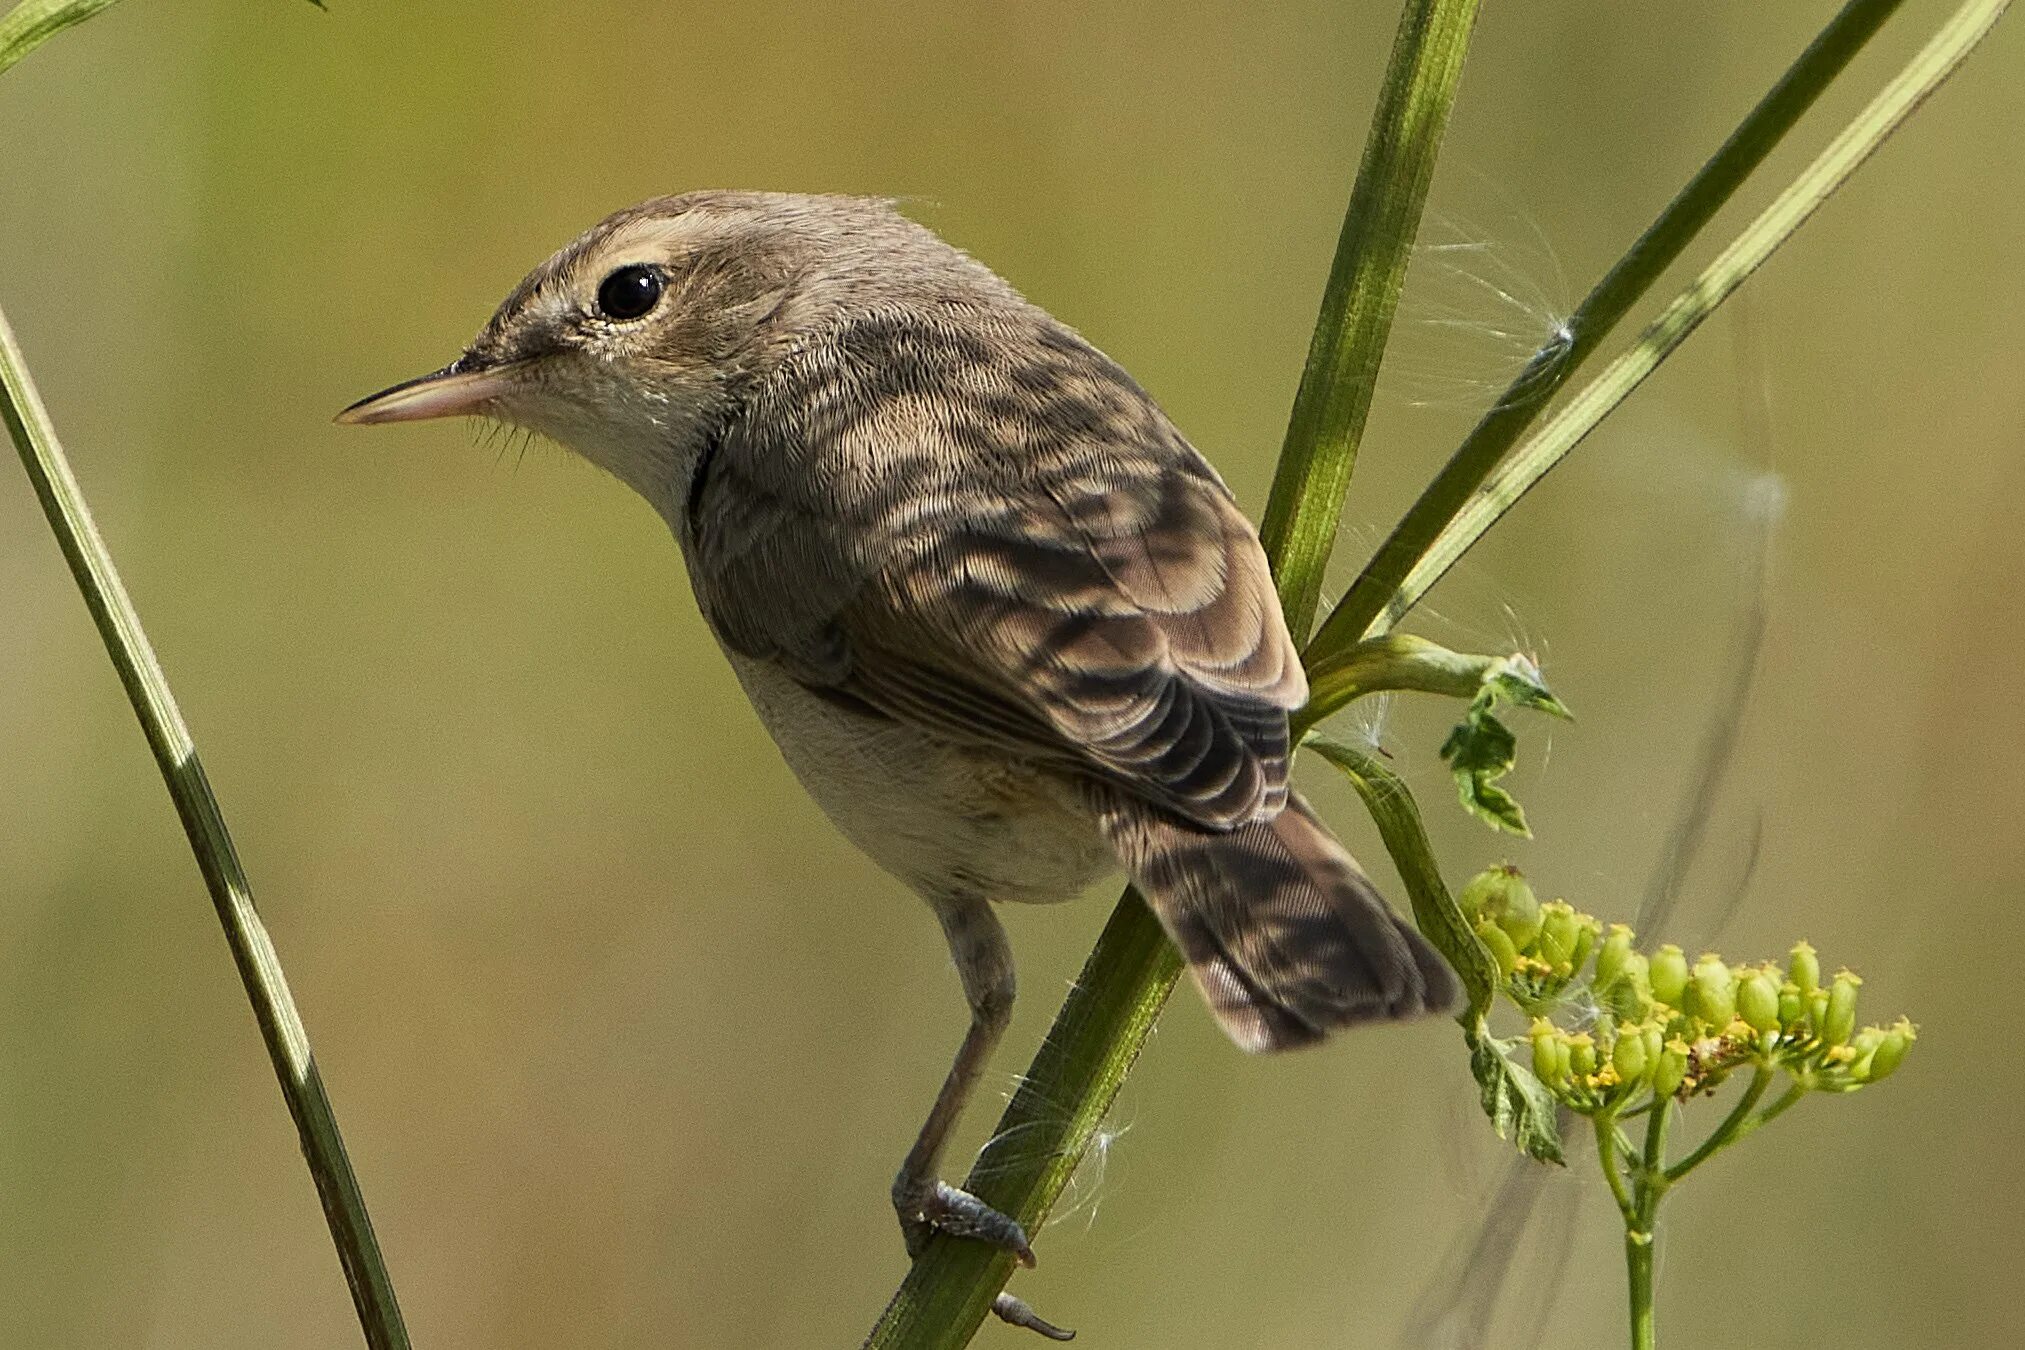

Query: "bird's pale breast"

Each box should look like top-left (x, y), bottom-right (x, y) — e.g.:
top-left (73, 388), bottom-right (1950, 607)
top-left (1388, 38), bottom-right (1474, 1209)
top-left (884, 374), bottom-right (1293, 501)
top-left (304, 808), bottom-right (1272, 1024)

top-left (723, 649), bottom-right (1117, 908)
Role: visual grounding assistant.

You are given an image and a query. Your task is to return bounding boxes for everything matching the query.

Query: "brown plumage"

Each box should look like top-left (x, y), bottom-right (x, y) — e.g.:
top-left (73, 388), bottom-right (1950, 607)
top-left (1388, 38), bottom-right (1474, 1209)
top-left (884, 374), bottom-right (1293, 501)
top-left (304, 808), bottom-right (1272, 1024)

top-left (338, 191), bottom-right (1457, 1332)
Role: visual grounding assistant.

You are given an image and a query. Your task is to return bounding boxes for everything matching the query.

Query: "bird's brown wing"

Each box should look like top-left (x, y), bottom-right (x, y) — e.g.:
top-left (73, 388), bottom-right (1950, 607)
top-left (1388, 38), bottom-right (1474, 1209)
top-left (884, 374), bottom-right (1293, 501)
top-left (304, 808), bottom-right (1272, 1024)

top-left (689, 311), bottom-right (1305, 830)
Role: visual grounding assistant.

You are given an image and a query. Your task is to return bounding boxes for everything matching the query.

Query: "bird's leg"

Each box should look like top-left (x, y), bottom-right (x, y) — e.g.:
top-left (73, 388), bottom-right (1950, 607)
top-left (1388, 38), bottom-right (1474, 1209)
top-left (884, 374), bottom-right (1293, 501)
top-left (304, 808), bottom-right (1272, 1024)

top-left (892, 900), bottom-right (1030, 1264)
top-left (893, 902), bottom-right (1074, 1339)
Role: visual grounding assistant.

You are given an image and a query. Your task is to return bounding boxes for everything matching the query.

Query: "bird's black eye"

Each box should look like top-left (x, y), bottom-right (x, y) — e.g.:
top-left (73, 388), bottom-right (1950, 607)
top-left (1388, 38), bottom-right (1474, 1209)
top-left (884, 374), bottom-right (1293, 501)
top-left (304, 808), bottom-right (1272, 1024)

top-left (596, 264), bottom-right (663, 321)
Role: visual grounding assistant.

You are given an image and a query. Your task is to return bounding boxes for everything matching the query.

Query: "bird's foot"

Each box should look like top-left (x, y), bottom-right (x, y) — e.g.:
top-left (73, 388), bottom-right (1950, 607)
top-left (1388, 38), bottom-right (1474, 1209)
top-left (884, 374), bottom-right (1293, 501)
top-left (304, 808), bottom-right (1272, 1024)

top-left (993, 1292), bottom-right (1075, 1341)
top-left (894, 1182), bottom-right (1073, 1338)
top-left (894, 1178), bottom-right (1036, 1265)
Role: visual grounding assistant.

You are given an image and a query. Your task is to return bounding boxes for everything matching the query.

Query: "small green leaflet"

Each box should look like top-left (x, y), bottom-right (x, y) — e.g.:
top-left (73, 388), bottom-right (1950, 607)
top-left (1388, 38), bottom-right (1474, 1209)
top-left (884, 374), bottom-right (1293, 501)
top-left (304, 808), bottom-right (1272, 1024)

top-left (1469, 1024), bottom-right (1565, 1164)
top-left (1439, 654), bottom-right (1570, 838)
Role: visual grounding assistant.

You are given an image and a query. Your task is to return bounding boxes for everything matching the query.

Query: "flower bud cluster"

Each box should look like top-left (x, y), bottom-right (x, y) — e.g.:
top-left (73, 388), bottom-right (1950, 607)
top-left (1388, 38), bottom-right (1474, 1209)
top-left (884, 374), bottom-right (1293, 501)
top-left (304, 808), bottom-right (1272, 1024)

top-left (1461, 865), bottom-right (1602, 1008)
top-left (1462, 866), bottom-right (1916, 1111)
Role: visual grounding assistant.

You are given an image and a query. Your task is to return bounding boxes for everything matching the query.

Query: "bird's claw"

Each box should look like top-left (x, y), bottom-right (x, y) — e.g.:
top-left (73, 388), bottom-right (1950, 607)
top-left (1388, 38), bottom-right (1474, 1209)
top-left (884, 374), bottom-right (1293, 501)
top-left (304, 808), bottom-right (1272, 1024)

top-left (896, 1179), bottom-right (1036, 1266)
top-left (994, 1292), bottom-right (1075, 1340)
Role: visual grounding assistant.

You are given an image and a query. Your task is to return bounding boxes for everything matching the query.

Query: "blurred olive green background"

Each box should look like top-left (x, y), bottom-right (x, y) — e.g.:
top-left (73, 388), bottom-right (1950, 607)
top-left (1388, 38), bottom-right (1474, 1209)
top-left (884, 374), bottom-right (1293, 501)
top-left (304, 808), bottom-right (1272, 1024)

top-left (3, 2), bottom-right (2021, 1346)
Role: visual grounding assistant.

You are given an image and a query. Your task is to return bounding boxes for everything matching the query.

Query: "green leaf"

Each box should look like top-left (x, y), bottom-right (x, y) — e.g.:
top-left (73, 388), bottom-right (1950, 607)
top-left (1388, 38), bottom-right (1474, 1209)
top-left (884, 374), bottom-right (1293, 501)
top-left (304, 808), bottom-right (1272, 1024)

top-left (1483, 653), bottom-right (1572, 720)
top-left (1306, 734), bottom-right (1497, 1018)
top-left (1468, 1023), bottom-right (1565, 1163)
top-left (1437, 654), bottom-right (1566, 837)
top-left (1441, 710), bottom-right (1526, 835)
top-left (0, 0), bottom-right (127, 78)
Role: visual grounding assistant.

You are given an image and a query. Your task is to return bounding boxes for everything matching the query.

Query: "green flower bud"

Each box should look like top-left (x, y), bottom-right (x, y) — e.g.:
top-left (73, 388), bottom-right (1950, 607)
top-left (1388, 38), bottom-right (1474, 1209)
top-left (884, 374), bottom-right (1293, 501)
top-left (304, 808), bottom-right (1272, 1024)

top-left (1531, 1019), bottom-right (1567, 1087)
top-left (1651, 944), bottom-right (1690, 1008)
top-left (1475, 919), bottom-right (1520, 980)
top-left (1778, 982), bottom-right (1806, 1030)
top-left (1461, 862), bottom-right (1535, 925)
top-left (1568, 914), bottom-right (1601, 976)
top-left (1482, 869), bottom-right (1543, 953)
top-left (1594, 925), bottom-right (1637, 990)
top-left (1822, 970), bottom-right (1863, 1048)
top-left (1567, 1033), bottom-right (1598, 1079)
top-left (1848, 1026), bottom-right (1885, 1080)
top-left (1599, 952), bottom-right (1655, 1022)
top-left (1459, 866), bottom-right (1503, 919)
top-left (1624, 952), bottom-right (1653, 998)
top-left (1788, 940), bottom-right (1821, 996)
top-left (1869, 1018), bottom-right (1915, 1081)
top-left (1807, 989), bottom-right (1830, 1035)
top-left (1737, 968), bottom-right (1781, 1034)
top-left (1612, 1023), bottom-right (1650, 1085)
top-left (1685, 954), bottom-right (1737, 1031)
top-left (1536, 901), bottom-right (1579, 970)
top-left (1651, 1039), bottom-right (1689, 1099)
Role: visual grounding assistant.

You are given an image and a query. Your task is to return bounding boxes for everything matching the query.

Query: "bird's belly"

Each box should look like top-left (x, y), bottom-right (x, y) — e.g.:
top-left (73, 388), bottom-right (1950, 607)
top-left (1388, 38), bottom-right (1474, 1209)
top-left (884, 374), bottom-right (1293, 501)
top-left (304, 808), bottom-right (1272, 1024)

top-left (723, 653), bottom-right (1116, 906)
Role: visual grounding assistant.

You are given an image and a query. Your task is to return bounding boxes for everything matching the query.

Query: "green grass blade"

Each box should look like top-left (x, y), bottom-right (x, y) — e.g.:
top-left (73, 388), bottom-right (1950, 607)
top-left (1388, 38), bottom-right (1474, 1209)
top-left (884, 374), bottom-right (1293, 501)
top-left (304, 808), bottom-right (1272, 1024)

top-left (1, 306), bottom-right (411, 1350)
top-left (0, 0), bottom-right (124, 76)
top-left (1378, 0), bottom-right (2010, 631)
top-left (1307, 0), bottom-right (1910, 660)
top-left (1258, 0), bottom-right (1485, 642)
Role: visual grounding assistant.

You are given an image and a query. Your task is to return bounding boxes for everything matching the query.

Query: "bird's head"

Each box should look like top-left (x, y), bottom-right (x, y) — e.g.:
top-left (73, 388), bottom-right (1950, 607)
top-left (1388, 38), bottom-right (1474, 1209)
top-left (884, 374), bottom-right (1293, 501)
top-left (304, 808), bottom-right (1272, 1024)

top-left (336, 190), bottom-right (970, 513)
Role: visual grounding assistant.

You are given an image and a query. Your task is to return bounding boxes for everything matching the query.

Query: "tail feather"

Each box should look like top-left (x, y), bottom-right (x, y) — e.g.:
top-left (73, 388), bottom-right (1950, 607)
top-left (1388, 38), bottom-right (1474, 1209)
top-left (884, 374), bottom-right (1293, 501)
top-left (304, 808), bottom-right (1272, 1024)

top-left (1091, 787), bottom-right (1459, 1052)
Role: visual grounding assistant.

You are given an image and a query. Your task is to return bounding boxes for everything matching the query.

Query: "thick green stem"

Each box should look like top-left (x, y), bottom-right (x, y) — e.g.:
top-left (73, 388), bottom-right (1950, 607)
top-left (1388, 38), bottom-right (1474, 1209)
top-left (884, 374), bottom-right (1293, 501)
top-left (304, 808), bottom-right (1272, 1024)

top-left (1, 307), bottom-right (411, 1350)
top-left (862, 894), bottom-right (1183, 1348)
top-left (1620, 1099), bottom-right (1675, 1349)
top-left (1640, 1099), bottom-right (1672, 1205)
top-left (1307, 0), bottom-right (1910, 658)
top-left (1258, 0), bottom-right (1484, 641)
top-left (1626, 1227), bottom-right (1657, 1350)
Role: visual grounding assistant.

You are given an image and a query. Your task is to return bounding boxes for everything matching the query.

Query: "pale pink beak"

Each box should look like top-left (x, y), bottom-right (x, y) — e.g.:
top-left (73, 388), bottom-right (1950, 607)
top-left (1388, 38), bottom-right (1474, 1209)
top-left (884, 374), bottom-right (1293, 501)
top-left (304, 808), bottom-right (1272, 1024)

top-left (334, 360), bottom-right (529, 426)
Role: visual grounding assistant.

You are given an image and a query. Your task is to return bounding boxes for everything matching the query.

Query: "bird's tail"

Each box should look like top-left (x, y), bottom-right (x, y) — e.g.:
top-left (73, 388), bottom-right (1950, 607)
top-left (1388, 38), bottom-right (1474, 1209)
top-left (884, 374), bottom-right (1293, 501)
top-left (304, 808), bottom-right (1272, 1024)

top-left (1090, 788), bottom-right (1458, 1052)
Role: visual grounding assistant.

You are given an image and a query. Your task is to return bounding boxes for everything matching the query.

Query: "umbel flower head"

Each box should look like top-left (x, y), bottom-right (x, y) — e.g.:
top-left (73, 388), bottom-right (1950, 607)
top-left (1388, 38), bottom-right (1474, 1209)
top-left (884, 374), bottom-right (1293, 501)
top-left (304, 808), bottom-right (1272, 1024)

top-left (1461, 865), bottom-right (1917, 1113)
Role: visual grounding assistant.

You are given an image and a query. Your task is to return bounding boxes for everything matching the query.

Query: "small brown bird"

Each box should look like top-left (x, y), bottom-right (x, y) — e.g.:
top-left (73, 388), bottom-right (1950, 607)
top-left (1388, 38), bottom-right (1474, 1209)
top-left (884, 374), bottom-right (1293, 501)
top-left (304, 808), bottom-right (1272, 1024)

top-left (339, 191), bottom-right (1455, 1333)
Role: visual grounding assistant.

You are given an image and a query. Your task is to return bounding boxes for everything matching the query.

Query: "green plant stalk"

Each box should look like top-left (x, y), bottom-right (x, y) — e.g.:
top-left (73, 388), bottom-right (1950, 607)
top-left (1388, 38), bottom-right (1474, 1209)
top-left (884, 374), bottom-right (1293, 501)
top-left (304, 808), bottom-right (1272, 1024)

top-left (1594, 1115), bottom-right (1636, 1225)
top-left (861, 893), bottom-right (1183, 1349)
top-left (1295, 633), bottom-right (1516, 737)
top-left (1625, 1227), bottom-right (1656, 1350)
top-left (1258, 0), bottom-right (1484, 642)
top-left (1625, 1100), bottom-right (1674, 1350)
top-left (1666, 1064), bottom-right (1773, 1180)
top-left (1303, 735), bottom-right (1496, 1013)
top-left (0, 0), bottom-right (126, 76)
top-left (1366, 0), bottom-right (2010, 631)
top-left (1307, 0), bottom-right (1909, 658)
top-left (868, 5), bottom-right (1485, 1342)
top-left (0, 308), bottom-right (411, 1350)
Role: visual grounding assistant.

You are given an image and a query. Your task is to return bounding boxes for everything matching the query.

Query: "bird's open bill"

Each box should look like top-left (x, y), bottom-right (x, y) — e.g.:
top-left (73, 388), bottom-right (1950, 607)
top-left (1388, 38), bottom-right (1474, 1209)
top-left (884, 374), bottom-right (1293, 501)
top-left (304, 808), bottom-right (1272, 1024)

top-left (334, 361), bottom-right (526, 426)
